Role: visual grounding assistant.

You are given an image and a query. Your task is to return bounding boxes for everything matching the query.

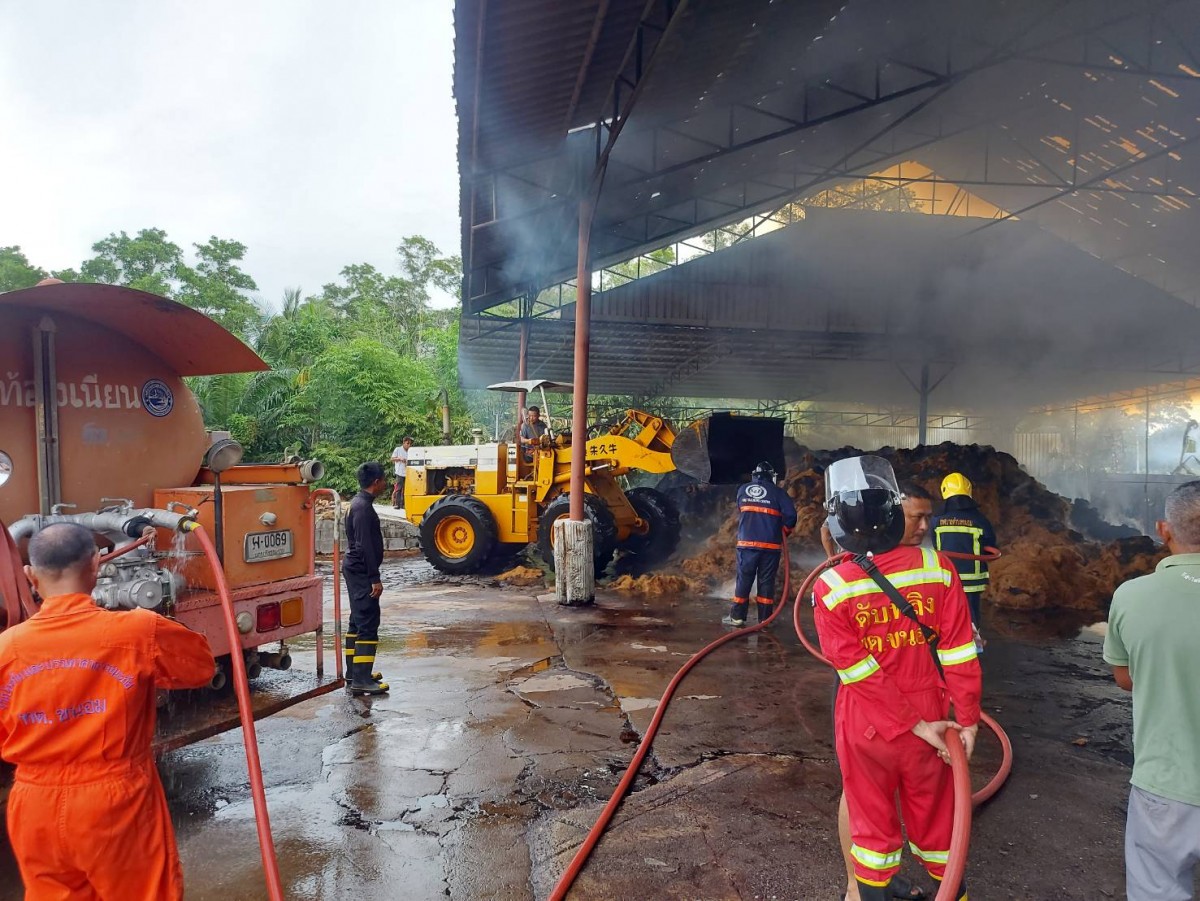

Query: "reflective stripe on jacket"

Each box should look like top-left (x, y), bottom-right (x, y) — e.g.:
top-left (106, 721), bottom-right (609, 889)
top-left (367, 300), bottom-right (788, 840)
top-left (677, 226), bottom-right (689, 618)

top-left (932, 496), bottom-right (996, 592)
top-left (736, 477), bottom-right (797, 551)
top-left (812, 545), bottom-right (982, 740)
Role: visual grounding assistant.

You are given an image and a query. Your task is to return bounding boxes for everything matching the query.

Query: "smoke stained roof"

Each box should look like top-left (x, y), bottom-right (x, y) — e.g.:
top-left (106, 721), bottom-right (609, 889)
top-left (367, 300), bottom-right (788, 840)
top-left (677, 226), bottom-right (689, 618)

top-left (455, 0), bottom-right (1200, 407)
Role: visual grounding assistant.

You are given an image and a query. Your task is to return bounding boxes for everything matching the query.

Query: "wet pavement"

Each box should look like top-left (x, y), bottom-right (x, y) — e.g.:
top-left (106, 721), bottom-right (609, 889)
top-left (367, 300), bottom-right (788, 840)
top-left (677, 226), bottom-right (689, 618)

top-left (0, 555), bottom-right (1142, 899)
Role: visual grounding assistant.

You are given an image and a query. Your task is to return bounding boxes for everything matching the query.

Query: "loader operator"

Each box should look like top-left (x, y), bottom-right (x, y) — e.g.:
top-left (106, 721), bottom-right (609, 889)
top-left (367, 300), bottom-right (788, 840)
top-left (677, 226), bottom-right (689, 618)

top-left (519, 406), bottom-right (549, 462)
top-left (723, 461), bottom-right (796, 627)
top-left (343, 461), bottom-right (390, 696)
top-left (0, 523), bottom-right (215, 901)
top-left (813, 457), bottom-right (981, 901)
top-left (932, 473), bottom-right (996, 636)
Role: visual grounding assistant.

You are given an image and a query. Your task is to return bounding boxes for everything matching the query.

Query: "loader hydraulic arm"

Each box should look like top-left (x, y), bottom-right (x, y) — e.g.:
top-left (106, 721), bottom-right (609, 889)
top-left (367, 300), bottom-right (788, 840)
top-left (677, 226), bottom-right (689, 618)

top-left (606, 410), bottom-right (677, 454)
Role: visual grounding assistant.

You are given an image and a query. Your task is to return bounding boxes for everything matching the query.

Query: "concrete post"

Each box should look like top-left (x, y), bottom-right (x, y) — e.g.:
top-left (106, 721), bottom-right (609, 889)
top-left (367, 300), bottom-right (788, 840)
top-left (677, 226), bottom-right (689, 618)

top-left (553, 519), bottom-right (594, 605)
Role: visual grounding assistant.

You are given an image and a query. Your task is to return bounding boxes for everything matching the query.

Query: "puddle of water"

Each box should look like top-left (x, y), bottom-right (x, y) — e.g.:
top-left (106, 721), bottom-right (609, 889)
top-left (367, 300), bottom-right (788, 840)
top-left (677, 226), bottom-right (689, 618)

top-left (631, 643), bottom-right (668, 653)
top-left (512, 673), bottom-right (593, 693)
top-left (619, 697), bottom-right (659, 713)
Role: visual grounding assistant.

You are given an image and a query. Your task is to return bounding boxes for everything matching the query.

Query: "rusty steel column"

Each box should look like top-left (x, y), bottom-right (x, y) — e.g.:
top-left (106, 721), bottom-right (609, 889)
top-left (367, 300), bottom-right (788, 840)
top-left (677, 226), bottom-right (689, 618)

top-left (516, 301), bottom-right (529, 446)
top-left (569, 196), bottom-right (595, 521)
top-left (917, 362), bottom-right (930, 446)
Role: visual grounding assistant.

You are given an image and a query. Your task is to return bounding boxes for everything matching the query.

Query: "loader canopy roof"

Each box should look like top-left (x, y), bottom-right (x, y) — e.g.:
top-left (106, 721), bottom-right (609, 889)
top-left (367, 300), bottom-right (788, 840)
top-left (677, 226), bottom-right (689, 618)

top-left (486, 379), bottom-right (573, 394)
top-left (455, 0), bottom-right (1200, 409)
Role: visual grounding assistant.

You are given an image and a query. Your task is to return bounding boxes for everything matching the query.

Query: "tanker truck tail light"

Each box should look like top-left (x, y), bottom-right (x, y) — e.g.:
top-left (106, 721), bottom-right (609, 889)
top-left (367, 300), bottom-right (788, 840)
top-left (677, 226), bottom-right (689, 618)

top-left (279, 596), bottom-right (304, 627)
top-left (256, 602), bottom-right (281, 633)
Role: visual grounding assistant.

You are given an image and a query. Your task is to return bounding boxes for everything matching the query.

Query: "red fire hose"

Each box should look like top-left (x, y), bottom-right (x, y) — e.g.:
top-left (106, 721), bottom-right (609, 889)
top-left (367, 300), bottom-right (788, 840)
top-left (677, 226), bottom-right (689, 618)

top-left (547, 540), bottom-right (797, 901)
top-left (549, 542), bottom-right (1013, 900)
top-left (98, 532), bottom-right (154, 564)
top-left (190, 525), bottom-right (285, 901)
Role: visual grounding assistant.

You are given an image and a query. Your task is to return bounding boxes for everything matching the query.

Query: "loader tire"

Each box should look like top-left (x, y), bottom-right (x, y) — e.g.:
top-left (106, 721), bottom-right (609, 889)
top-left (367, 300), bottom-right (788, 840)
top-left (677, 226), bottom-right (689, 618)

top-left (537, 493), bottom-right (617, 576)
top-left (419, 495), bottom-right (497, 575)
top-left (622, 487), bottom-right (682, 563)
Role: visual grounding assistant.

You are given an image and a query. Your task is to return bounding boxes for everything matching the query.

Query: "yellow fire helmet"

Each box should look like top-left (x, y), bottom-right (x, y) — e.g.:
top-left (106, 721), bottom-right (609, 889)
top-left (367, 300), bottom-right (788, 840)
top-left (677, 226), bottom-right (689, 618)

top-left (941, 472), bottom-right (973, 499)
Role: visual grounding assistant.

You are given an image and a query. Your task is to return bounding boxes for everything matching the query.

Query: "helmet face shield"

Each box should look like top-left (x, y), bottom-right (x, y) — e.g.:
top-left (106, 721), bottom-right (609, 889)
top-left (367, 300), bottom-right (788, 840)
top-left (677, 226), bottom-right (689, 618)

top-left (825, 456), bottom-right (901, 506)
top-left (825, 456), bottom-right (904, 555)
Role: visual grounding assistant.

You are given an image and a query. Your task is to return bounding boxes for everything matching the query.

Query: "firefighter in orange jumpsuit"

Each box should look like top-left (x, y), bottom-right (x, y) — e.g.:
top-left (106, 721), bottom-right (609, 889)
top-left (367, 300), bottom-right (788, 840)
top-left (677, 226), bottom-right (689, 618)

top-left (813, 457), bottom-right (981, 901)
top-left (0, 522), bottom-right (215, 901)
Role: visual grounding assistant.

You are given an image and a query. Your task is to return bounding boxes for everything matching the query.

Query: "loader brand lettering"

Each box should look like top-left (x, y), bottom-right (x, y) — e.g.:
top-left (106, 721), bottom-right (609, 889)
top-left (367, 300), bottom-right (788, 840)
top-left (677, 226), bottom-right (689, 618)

top-left (0, 658), bottom-right (134, 710)
top-left (587, 442), bottom-right (620, 456)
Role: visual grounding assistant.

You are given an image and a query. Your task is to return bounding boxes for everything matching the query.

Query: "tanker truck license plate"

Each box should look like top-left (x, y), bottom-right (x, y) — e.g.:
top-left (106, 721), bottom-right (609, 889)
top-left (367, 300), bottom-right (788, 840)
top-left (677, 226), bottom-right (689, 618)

top-left (244, 530), bottom-right (294, 562)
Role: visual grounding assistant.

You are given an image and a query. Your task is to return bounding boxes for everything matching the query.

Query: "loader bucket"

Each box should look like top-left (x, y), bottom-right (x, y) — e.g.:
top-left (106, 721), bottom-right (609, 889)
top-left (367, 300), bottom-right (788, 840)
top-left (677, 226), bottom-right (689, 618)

top-left (670, 413), bottom-right (786, 484)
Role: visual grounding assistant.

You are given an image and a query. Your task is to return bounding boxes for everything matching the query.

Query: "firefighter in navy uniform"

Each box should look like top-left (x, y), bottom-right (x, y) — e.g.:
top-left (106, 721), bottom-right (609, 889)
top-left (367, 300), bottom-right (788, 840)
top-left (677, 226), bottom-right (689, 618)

top-left (343, 461), bottom-right (390, 696)
top-left (931, 473), bottom-right (996, 634)
top-left (723, 461), bottom-right (796, 627)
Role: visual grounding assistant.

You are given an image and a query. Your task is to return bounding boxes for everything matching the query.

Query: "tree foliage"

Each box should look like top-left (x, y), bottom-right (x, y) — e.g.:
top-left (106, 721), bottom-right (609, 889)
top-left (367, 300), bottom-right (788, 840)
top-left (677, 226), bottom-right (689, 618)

top-left (8, 230), bottom-right (467, 493)
top-left (0, 246), bottom-right (48, 291)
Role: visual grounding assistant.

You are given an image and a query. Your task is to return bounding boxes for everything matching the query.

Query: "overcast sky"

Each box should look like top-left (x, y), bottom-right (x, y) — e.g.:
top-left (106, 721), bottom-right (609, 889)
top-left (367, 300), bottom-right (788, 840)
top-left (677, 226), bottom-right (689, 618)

top-left (0, 0), bottom-right (460, 308)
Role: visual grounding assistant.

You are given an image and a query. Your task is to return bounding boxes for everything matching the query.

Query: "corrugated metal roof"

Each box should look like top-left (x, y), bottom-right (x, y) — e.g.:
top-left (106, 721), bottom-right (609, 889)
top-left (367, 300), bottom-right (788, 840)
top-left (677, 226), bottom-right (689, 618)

top-left (459, 209), bottom-right (1200, 405)
top-left (455, 0), bottom-right (1200, 407)
top-left (457, 0), bottom-right (1200, 310)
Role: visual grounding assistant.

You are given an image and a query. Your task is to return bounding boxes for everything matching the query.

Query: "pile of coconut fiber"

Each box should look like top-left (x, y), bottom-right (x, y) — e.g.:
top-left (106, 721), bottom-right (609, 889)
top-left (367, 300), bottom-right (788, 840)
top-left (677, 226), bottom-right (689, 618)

top-left (616, 442), bottom-right (1161, 615)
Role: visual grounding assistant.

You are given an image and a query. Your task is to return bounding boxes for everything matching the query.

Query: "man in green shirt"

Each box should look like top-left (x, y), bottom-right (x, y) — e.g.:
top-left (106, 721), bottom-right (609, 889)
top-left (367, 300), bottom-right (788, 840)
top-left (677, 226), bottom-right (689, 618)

top-left (1104, 480), bottom-right (1200, 900)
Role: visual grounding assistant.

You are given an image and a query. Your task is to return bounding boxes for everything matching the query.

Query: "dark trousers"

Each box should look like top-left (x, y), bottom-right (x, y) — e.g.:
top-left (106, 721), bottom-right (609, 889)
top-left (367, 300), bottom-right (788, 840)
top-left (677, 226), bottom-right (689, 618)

top-left (734, 547), bottom-right (781, 601)
top-left (391, 476), bottom-right (406, 507)
top-left (731, 547), bottom-right (781, 621)
top-left (966, 589), bottom-right (983, 627)
top-left (342, 567), bottom-right (381, 641)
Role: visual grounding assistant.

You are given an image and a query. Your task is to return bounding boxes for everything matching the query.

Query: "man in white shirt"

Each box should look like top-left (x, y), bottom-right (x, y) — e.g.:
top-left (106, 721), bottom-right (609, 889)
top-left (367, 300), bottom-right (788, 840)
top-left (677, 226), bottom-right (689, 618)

top-left (390, 437), bottom-right (413, 509)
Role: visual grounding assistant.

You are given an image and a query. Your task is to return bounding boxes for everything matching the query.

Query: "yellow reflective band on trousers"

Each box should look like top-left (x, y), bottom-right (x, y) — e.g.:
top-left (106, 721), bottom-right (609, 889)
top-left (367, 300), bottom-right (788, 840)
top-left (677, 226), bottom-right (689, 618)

top-left (937, 641), bottom-right (979, 667)
top-left (819, 548), bottom-right (952, 610)
top-left (909, 841), bottom-right (950, 865)
top-left (837, 655), bottom-right (881, 685)
top-left (851, 843), bottom-right (902, 870)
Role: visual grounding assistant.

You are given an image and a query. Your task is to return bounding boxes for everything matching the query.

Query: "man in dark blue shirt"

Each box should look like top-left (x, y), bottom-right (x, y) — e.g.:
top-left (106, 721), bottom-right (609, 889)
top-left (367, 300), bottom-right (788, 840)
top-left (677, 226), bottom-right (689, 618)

top-left (724, 461), bottom-right (797, 626)
top-left (343, 462), bottom-right (389, 695)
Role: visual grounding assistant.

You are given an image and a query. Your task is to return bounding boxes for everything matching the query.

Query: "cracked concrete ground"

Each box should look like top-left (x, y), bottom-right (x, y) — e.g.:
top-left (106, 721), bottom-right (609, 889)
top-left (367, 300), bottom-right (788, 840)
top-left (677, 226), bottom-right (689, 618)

top-left (0, 557), bottom-right (1141, 899)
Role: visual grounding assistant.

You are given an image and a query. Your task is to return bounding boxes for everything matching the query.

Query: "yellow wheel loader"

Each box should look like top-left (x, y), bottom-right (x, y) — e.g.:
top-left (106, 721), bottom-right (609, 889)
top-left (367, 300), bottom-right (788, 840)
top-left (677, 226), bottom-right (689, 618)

top-left (404, 380), bottom-right (783, 576)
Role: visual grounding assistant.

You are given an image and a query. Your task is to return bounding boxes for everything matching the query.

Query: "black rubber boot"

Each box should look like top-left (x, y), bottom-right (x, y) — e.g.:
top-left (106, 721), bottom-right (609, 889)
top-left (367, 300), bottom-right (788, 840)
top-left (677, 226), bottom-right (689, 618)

top-left (856, 880), bottom-right (891, 901)
top-left (348, 640), bottom-right (389, 695)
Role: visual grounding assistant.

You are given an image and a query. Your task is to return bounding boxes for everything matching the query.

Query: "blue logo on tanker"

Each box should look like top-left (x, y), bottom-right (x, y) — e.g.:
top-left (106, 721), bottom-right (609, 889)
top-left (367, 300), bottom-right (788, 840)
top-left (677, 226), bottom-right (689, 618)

top-left (141, 379), bottom-right (174, 417)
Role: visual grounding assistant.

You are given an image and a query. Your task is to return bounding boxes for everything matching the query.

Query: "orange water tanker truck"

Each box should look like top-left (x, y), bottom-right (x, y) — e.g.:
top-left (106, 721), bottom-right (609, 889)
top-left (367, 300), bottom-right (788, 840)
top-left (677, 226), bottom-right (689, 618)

top-left (0, 280), bottom-right (343, 751)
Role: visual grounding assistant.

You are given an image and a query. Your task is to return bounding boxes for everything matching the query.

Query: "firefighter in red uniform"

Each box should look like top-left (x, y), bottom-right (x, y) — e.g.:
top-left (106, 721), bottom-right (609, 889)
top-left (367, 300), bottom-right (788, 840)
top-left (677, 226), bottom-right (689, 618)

top-left (0, 523), bottom-right (215, 901)
top-left (813, 457), bottom-right (981, 901)
top-left (724, 461), bottom-right (797, 626)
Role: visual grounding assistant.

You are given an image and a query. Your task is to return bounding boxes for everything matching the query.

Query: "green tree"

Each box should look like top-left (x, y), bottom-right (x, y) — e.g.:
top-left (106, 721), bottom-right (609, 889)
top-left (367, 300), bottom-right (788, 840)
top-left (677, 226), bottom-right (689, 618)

top-left (0, 246), bottom-right (49, 291)
top-left (80, 228), bottom-right (184, 296)
top-left (177, 237), bottom-right (262, 338)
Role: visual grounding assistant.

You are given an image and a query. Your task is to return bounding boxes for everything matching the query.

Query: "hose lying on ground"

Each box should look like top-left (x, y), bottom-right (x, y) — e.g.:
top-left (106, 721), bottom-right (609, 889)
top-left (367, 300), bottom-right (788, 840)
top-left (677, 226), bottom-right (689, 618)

top-left (546, 542), bottom-right (795, 901)
top-left (550, 543), bottom-right (1012, 901)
